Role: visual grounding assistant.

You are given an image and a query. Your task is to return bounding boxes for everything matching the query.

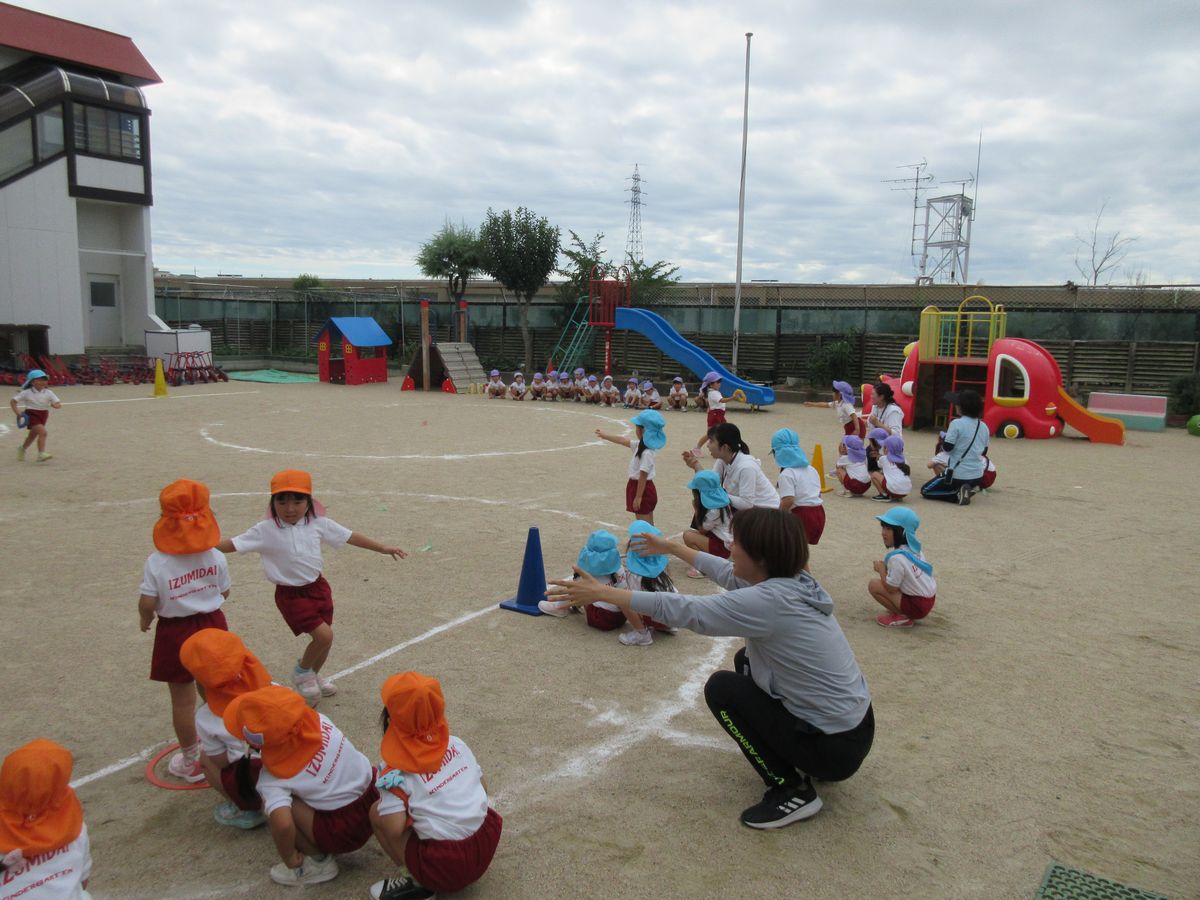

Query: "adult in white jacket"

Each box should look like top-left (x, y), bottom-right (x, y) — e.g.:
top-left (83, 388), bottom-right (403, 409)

top-left (684, 422), bottom-right (779, 510)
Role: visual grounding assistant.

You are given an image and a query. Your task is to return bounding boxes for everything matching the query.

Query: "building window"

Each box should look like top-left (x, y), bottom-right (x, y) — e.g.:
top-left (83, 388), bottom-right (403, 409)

top-left (36, 105), bottom-right (64, 160)
top-left (73, 103), bottom-right (142, 160)
top-left (90, 282), bottom-right (117, 307)
top-left (0, 119), bottom-right (33, 181)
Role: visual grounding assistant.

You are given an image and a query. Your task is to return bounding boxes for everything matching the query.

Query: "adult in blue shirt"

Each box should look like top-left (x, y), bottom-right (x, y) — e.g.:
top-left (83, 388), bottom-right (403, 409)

top-left (921, 389), bottom-right (990, 505)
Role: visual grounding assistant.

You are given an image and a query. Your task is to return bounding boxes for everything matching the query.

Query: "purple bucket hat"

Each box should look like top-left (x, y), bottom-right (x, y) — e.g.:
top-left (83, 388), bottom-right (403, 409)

top-left (832, 380), bottom-right (855, 404)
top-left (868, 427), bottom-right (890, 443)
top-left (842, 434), bottom-right (867, 463)
top-left (882, 435), bottom-right (906, 464)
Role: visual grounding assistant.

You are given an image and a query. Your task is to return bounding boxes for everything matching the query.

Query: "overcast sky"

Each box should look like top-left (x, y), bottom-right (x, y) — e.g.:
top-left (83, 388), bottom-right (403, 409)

top-left (21, 0), bottom-right (1200, 284)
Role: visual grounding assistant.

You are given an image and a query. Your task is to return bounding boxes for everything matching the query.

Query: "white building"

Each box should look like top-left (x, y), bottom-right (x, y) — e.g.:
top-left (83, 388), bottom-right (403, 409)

top-left (0, 2), bottom-right (165, 360)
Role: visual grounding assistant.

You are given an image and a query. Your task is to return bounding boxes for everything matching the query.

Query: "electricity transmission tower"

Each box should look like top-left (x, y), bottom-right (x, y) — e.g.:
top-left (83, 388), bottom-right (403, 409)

top-left (625, 164), bottom-right (644, 265)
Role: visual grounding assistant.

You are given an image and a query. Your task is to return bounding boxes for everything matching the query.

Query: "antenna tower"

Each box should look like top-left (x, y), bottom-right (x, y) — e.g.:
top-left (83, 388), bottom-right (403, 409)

top-left (917, 174), bottom-right (975, 285)
top-left (882, 160), bottom-right (935, 270)
top-left (625, 164), bottom-right (644, 265)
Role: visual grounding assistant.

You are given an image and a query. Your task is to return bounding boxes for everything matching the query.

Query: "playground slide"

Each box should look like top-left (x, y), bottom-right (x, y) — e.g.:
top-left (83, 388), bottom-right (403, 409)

top-left (1055, 387), bottom-right (1125, 445)
top-left (614, 307), bottom-right (776, 406)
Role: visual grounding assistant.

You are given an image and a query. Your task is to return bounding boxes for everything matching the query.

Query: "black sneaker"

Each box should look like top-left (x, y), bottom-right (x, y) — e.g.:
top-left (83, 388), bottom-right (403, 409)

top-left (957, 485), bottom-right (971, 506)
top-left (740, 780), bottom-right (823, 829)
top-left (871, 493), bottom-right (892, 502)
top-left (370, 875), bottom-right (436, 900)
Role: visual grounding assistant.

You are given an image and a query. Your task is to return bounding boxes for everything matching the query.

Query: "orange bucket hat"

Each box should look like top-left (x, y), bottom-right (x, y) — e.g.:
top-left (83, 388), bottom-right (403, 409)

top-left (223, 686), bottom-right (322, 779)
top-left (179, 629), bottom-right (272, 716)
top-left (0, 740), bottom-right (84, 858)
top-left (380, 672), bottom-right (450, 775)
top-left (153, 479), bottom-right (220, 555)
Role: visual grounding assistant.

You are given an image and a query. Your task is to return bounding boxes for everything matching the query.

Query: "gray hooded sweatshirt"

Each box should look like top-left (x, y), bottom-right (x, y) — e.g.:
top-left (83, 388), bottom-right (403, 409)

top-left (631, 552), bottom-right (871, 734)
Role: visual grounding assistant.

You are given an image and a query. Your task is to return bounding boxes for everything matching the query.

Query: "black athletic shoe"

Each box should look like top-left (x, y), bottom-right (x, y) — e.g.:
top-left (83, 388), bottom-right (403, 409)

top-left (740, 780), bottom-right (823, 829)
top-left (957, 485), bottom-right (972, 506)
top-left (370, 875), bottom-right (436, 900)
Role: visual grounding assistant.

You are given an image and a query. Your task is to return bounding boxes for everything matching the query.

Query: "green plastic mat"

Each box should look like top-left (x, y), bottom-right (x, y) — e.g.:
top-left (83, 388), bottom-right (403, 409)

top-left (1036, 863), bottom-right (1169, 900)
top-left (225, 369), bottom-right (319, 383)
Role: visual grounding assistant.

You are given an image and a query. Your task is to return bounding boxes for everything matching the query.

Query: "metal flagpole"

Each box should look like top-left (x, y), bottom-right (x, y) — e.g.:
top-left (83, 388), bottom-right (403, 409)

top-left (731, 32), bottom-right (753, 373)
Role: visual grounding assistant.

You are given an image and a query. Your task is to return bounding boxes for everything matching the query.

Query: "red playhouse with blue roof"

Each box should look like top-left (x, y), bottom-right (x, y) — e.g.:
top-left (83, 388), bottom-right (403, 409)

top-left (315, 317), bottom-right (392, 385)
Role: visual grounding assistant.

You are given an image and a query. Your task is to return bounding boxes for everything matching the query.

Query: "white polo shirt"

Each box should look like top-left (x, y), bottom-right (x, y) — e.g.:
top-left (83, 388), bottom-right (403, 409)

top-left (879, 457), bottom-right (912, 495)
top-left (0, 825), bottom-right (92, 900)
top-left (11, 387), bottom-right (60, 411)
top-left (627, 440), bottom-right (656, 481)
top-left (231, 517), bottom-right (352, 587)
top-left (706, 388), bottom-right (725, 411)
top-left (256, 715), bottom-right (373, 814)
top-left (701, 508), bottom-right (733, 548)
top-left (376, 736), bottom-right (488, 841)
top-left (139, 549), bottom-right (230, 618)
top-left (885, 550), bottom-right (937, 598)
top-left (777, 466), bottom-right (823, 507)
top-left (195, 702), bottom-right (246, 761)
top-left (715, 453), bottom-right (779, 509)
top-left (832, 399), bottom-right (856, 426)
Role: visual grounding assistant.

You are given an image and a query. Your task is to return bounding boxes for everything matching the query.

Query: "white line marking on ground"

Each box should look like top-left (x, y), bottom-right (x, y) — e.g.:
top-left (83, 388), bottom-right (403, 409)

top-left (65, 391), bottom-right (260, 405)
top-left (0, 423), bottom-right (8, 436)
top-left (327, 604), bottom-right (499, 681)
top-left (71, 740), bottom-right (172, 789)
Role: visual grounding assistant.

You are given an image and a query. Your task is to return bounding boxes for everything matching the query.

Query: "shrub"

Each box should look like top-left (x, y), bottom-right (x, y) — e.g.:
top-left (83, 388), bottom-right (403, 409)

top-left (1167, 373), bottom-right (1200, 415)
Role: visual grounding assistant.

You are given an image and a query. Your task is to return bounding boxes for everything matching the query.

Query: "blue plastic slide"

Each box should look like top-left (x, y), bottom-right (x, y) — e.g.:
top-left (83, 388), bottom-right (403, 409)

top-left (614, 307), bottom-right (775, 406)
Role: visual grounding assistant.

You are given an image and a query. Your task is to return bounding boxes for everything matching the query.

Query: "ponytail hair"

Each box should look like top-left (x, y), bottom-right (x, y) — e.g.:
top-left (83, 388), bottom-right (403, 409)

top-left (712, 422), bottom-right (750, 456)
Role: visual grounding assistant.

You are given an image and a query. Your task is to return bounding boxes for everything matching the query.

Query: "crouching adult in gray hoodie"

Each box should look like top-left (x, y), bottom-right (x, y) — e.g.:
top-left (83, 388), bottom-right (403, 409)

top-left (547, 507), bottom-right (874, 830)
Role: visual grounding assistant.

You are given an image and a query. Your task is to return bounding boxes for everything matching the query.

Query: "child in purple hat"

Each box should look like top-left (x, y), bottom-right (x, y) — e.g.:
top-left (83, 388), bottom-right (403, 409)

top-left (870, 435), bottom-right (911, 502)
top-left (485, 369), bottom-right (506, 399)
top-left (667, 376), bottom-right (689, 411)
top-left (835, 435), bottom-right (872, 496)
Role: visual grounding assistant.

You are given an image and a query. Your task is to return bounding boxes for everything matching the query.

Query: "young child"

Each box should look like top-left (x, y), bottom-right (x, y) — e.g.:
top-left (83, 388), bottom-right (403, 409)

top-left (595, 409), bottom-right (666, 525)
top-left (639, 380), bottom-right (662, 410)
top-left (871, 435), bottom-right (912, 502)
top-left (484, 369), bottom-right (506, 399)
top-left (804, 380), bottom-right (861, 437)
top-left (866, 426), bottom-right (889, 474)
top-left (623, 376), bottom-right (641, 408)
top-left (179, 628), bottom-right (272, 830)
top-left (693, 371), bottom-right (733, 448)
top-left (869, 507), bottom-right (936, 628)
top-left (223, 685), bottom-right (378, 887)
top-left (217, 470), bottom-right (406, 705)
top-left (617, 521), bottom-right (678, 646)
top-left (538, 530), bottom-right (630, 628)
top-left (584, 374), bottom-right (601, 404)
top-left (529, 372), bottom-right (547, 400)
top-left (369, 672), bottom-right (502, 900)
top-left (599, 374), bottom-right (621, 406)
top-left (980, 448), bottom-right (998, 490)
top-left (928, 431), bottom-right (950, 478)
top-left (139, 479), bottom-right (231, 783)
top-left (771, 428), bottom-right (825, 547)
top-left (544, 370), bottom-right (559, 401)
top-left (682, 470), bottom-right (734, 569)
top-left (835, 435), bottom-right (872, 496)
top-left (0, 740), bottom-right (92, 898)
top-left (507, 372), bottom-right (527, 400)
top-left (558, 370), bottom-right (573, 401)
top-left (667, 376), bottom-right (689, 411)
top-left (572, 368), bottom-right (588, 401)
top-left (10, 368), bottom-right (62, 462)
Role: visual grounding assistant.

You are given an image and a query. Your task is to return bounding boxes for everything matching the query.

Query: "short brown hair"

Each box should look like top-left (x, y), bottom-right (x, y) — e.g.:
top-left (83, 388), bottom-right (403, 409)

top-left (730, 507), bottom-right (807, 578)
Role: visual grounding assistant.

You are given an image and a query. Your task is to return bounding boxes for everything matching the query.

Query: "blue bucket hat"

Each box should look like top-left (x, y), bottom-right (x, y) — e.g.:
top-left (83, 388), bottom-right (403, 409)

top-left (630, 409), bottom-right (666, 449)
top-left (770, 428), bottom-right (809, 468)
top-left (626, 521), bottom-right (668, 579)
top-left (876, 507), bottom-right (922, 553)
top-left (577, 530), bottom-right (622, 577)
top-left (22, 369), bottom-right (48, 389)
top-left (687, 470), bottom-right (731, 510)
top-left (832, 380), bottom-right (855, 404)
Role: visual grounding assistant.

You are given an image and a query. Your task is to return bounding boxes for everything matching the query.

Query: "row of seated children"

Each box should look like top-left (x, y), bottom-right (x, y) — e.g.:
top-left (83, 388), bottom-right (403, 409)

top-left (0, 662), bottom-right (500, 898)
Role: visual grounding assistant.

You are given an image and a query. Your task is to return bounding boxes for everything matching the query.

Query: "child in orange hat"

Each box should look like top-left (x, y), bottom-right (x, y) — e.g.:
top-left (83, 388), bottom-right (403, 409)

top-left (223, 684), bottom-right (378, 887)
top-left (179, 628), bottom-right (273, 830)
top-left (0, 739), bottom-right (91, 898)
top-left (139, 479), bottom-right (231, 783)
top-left (368, 672), bottom-right (501, 900)
top-left (217, 469), bottom-right (406, 706)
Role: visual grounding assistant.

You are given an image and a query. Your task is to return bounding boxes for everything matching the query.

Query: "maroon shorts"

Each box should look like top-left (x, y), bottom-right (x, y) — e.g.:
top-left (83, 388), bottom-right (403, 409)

top-left (625, 478), bottom-right (658, 514)
top-left (790, 504), bottom-right (826, 546)
top-left (407, 807), bottom-right (503, 894)
top-left (841, 474), bottom-right (871, 495)
top-left (842, 420), bottom-right (857, 436)
top-left (274, 576), bottom-right (333, 636)
top-left (980, 467), bottom-right (997, 489)
top-left (900, 593), bottom-right (935, 621)
top-left (706, 533), bottom-right (731, 558)
top-left (879, 476), bottom-right (906, 500)
top-left (706, 408), bottom-right (726, 428)
top-left (585, 604), bottom-right (626, 631)
top-left (26, 409), bottom-right (49, 428)
top-left (220, 756), bottom-right (264, 811)
top-left (312, 782), bottom-right (380, 855)
top-left (151, 609), bottom-right (228, 683)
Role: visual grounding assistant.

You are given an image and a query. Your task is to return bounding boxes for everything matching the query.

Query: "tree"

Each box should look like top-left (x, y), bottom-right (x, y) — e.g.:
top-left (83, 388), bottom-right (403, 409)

top-left (415, 221), bottom-right (484, 305)
top-left (478, 207), bottom-right (560, 372)
top-left (1074, 201), bottom-right (1137, 286)
top-left (626, 256), bottom-right (681, 302)
top-left (292, 273), bottom-right (322, 292)
top-left (555, 230), bottom-right (610, 308)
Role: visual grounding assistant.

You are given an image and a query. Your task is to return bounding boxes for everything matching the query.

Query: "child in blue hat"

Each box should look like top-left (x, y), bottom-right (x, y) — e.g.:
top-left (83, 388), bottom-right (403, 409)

top-left (617, 522), bottom-right (678, 645)
top-left (869, 507), bottom-right (937, 627)
top-left (771, 428), bottom-right (825, 546)
top-left (538, 530), bottom-right (630, 629)
top-left (682, 469), bottom-right (734, 577)
top-left (595, 410), bottom-right (666, 525)
top-left (11, 369), bottom-right (62, 462)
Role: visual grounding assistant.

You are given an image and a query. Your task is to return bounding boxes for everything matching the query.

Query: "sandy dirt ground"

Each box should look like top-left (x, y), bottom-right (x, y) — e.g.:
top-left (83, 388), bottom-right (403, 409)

top-left (0, 380), bottom-right (1196, 899)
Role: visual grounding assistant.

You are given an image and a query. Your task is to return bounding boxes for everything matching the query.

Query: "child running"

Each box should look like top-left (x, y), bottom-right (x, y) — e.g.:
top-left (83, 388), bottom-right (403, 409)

top-left (693, 371), bottom-right (733, 450)
top-left (868, 507), bottom-right (936, 628)
top-left (616, 521), bottom-right (678, 645)
top-left (871, 435), bottom-right (912, 503)
top-left (770, 428), bottom-right (825, 547)
top-left (804, 380), bottom-right (861, 437)
top-left (538, 530), bottom-right (629, 628)
top-left (217, 470), bottom-right (406, 705)
top-left (667, 376), bottom-right (689, 411)
top-left (835, 435), bottom-right (872, 497)
top-left (223, 685), bottom-right (378, 887)
top-left (139, 479), bottom-right (231, 783)
top-left (179, 628), bottom-right (272, 830)
top-left (595, 409), bottom-right (666, 525)
top-left (368, 672), bottom-right (502, 900)
top-left (0, 740), bottom-right (92, 899)
top-left (10, 368), bottom-right (62, 462)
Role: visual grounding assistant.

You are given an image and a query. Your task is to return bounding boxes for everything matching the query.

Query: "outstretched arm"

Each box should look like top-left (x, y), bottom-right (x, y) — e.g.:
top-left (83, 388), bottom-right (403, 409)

top-left (215, 538), bottom-right (236, 554)
top-left (347, 532), bottom-right (408, 560)
top-left (594, 429), bottom-right (632, 447)
top-left (547, 567), bottom-right (633, 612)
top-left (630, 531), bottom-right (701, 568)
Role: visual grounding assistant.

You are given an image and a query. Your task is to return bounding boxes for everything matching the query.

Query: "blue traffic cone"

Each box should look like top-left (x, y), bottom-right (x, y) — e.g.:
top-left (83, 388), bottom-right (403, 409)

top-left (499, 526), bottom-right (546, 615)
